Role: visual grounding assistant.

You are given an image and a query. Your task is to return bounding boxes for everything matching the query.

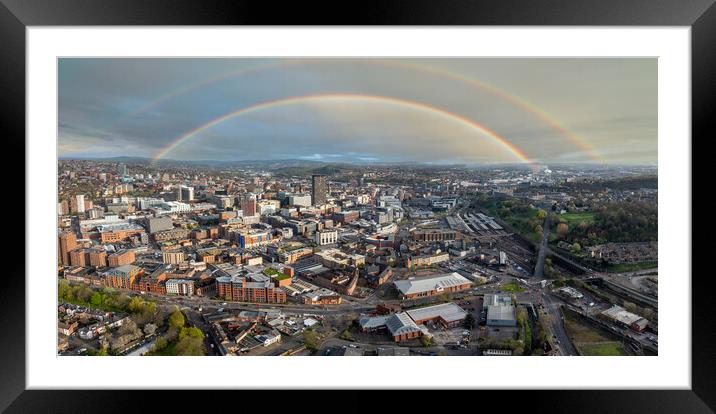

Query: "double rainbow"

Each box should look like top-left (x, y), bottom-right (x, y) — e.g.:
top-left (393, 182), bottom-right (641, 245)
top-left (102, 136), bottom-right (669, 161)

top-left (151, 93), bottom-right (534, 166)
top-left (122, 59), bottom-right (604, 165)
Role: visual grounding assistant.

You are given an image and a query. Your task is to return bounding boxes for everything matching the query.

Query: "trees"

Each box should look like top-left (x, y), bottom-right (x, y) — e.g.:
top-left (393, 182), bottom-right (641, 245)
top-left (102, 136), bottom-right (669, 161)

top-left (302, 330), bottom-right (319, 351)
top-left (153, 336), bottom-right (168, 352)
top-left (90, 292), bottom-right (104, 308)
top-left (127, 296), bottom-right (144, 313)
top-left (143, 323), bottom-right (157, 336)
top-left (168, 308), bottom-right (185, 330)
top-left (340, 329), bottom-right (353, 341)
top-left (175, 335), bottom-right (205, 356)
top-left (110, 319), bottom-right (142, 353)
top-left (420, 335), bottom-right (433, 347)
top-left (58, 281), bottom-right (72, 301)
top-left (463, 314), bottom-right (476, 329)
top-left (179, 327), bottom-right (203, 340)
top-left (556, 223), bottom-right (569, 236)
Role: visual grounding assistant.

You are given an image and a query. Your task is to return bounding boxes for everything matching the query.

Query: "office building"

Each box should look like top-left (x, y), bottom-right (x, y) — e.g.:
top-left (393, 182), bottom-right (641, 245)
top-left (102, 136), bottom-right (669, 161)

top-left (58, 231), bottom-right (78, 266)
top-left (311, 174), bottom-right (328, 206)
top-left (315, 229), bottom-right (338, 246)
top-left (108, 249), bottom-right (135, 267)
top-left (70, 194), bottom-right (86, 214)
top-left (289, 194), bottom-right (312, 208)
top-left (484, 294), bottom-right (517, 327)
top-left (101, 264), bottom-right (141, 289)
top-left (216, 275), bottom-right (287, 304)
top-left (147, 216), bottom-right (174, 234)
top-left (393, 272), bottom-right (472, 300)
top-left (240, 194), bottom-right (257, 217)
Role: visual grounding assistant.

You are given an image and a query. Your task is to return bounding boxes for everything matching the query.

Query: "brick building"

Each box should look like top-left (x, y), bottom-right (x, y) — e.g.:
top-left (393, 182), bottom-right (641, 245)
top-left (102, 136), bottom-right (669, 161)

top-left (393, 272), bottom-right (472, 300)
top-left (216, 275), bottom-right (287, 304)
top-left (58, 231), bottom-right (78, 266)
top-left (100, 264), bottom-right (142, 289)
top-left (108, 250), bottom-right (135, 267)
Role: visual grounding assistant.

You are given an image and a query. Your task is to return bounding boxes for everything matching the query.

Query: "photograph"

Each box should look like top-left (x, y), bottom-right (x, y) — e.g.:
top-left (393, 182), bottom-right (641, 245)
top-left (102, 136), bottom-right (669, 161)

top-left (56, 57), bottom-right (658, 358)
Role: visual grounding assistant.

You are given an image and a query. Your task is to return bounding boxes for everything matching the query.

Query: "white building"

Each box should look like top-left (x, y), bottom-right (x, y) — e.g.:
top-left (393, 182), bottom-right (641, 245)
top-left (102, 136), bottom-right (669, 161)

top-left (74, 194), bottom-right (86, 213)
top-left (165, 279), bottom-right (195, 296)
top-left (315, 229), bottom-right (338, 246)
top-left (289, 194), bottom-right (312, 207)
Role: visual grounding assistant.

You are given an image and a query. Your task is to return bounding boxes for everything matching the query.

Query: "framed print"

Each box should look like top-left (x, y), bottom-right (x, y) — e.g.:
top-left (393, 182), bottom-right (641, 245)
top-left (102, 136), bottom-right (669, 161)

top-left (2, 0), bottom-right (714, 411)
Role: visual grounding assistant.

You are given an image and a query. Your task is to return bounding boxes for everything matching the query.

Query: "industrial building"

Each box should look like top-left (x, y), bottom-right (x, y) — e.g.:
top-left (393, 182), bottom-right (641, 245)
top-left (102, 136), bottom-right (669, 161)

top-left (484, 293), bottom-right (517, 327)
top-left (393, 272), bottom-right (472, 300)
top-left (385, 312), bottom-right (422, 342)
top-left (600, 305), bottom-right (649, 332)
top-left (405, 302), bottom-right (468, 328)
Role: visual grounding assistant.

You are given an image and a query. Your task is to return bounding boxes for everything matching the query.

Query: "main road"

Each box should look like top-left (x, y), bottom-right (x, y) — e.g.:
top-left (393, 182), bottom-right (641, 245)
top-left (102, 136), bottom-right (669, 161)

top-left (533, 212), bottom-right (551, 278)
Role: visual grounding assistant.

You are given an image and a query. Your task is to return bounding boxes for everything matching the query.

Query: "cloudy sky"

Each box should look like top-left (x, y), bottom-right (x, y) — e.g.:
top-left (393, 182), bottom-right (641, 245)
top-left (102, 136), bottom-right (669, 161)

top-left (58, 58), bottom-right (657, 165)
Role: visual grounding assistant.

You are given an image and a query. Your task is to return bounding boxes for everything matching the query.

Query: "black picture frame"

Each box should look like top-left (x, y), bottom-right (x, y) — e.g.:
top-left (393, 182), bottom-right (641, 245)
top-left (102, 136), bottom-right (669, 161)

top-left (1, 0), bottom-right (712, 411)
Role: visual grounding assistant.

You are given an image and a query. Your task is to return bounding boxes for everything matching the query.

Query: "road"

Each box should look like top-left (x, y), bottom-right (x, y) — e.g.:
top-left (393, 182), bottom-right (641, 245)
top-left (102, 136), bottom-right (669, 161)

top-left (533, 213), bottom-right (551, 278)
top-left (540, 292), bottom-right (578, 355)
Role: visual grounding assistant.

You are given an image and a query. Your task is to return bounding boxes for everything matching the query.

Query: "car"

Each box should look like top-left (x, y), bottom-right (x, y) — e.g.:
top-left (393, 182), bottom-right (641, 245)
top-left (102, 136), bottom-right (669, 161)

top-left (221, 302), bottom-right (227, 306)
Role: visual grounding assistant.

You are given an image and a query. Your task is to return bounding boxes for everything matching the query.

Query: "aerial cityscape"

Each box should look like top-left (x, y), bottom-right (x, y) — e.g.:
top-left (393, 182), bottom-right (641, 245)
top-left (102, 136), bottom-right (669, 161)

top-left (57, 58), bottom-right (658, 356)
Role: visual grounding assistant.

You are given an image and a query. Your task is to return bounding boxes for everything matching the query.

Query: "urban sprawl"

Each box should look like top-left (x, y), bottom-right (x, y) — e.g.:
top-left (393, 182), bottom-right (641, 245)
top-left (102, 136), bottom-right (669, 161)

top-left (57, 160), bottom-right (658, 357)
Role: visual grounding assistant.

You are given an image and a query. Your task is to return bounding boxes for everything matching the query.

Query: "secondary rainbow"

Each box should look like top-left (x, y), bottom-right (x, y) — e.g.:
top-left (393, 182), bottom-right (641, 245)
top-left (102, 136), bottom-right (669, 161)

top-left (152, 94), bottom-right (534, 165)
top-left (113, 59), bottom-right (602, 162)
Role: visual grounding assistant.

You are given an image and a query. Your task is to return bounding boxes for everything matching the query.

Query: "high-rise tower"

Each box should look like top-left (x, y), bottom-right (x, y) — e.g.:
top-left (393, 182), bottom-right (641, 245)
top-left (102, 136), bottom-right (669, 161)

top-left (311, 174), bottom-right (328, 206)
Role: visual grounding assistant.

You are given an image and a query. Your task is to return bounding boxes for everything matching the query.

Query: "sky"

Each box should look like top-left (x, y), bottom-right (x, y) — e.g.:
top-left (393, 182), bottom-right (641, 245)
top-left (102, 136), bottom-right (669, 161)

top-left (58, 58), bottom-right (657, 165)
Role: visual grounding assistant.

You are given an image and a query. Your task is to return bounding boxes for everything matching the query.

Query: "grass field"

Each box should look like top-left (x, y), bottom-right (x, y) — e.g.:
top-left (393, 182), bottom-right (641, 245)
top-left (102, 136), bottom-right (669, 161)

top-left (501, 281), bottom-right (524, 293)
top-left (579, 342), bottom-right (627, 356)
top-left (606, 261), bottom-right (658, 273)
top-left (146, 342), bottom-right (176, 356)
top-left (563, 309), bottom-right (629, 356)
top-left (558, 212), bottom-right (596, 225)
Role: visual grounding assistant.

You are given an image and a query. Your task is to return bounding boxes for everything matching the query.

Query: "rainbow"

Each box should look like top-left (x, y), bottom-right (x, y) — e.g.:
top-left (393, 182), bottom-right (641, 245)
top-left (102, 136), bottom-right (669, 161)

top-left (112, 59), bottom-right (603, 162)
top-left (373, 59), bottom-right (605, 163)
top-left (152, 94), bottom-right (534, 165)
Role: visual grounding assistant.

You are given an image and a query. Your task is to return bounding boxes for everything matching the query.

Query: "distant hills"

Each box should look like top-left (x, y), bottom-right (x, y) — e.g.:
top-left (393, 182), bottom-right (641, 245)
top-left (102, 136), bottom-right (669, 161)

top-left (57, 155), bottom-right (656, 172)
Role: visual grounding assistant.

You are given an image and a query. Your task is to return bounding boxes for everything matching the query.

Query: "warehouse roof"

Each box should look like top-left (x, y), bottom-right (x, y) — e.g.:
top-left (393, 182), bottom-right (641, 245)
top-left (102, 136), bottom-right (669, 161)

top-left (601, 305), bottom-right (645, 326)
top-left (484, 293), bottom-right (513, 307)
top-left (487, 304), bottom-right (516, 322)
top-left (394, 272), bottom-right (471, 296)
top-left (406, 302), bottom-right (468, 324)
top-left (385, 312), bottom-right (421, 336)
top-left (358, 315), bottom-right (389, 330)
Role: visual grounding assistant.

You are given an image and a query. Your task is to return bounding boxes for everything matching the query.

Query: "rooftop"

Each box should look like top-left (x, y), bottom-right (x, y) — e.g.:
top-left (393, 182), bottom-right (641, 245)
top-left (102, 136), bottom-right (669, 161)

top-left (487, 304), bottom-right (516, 322)
top-left (406, 302), bottom-right (468, 323)
top-left (602, 305), bottom-right (645, 325)
top-left (393, 272), bottom-right (471, 296)
top-left (385, 312), bottom-right (421, 337)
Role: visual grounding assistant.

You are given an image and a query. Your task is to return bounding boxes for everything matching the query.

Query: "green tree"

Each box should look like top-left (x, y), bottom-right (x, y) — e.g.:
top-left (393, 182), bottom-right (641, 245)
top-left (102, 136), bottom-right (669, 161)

top-left (463, 314), bottom-right (476, 329)
top-left (153, 336), bottom-right (168, 352)
top-left (175, 336), bottom-right (205, 356)
top-left (58, 281), bottom-right (73, 301)
top-left (90, 292), bottom-right (103, 308)
top-left (168, 308), bottom-right (185, 329)
top-left (340, 329), bottom-right (353, 341)
top-left (128, 296), bottom-right (144, 313)
top-left (420, 335), bottom-right (433, 347)
top-left (179, 327), bottom-right (203, 340)
top-left (303, 330), bottom-right (319, 350)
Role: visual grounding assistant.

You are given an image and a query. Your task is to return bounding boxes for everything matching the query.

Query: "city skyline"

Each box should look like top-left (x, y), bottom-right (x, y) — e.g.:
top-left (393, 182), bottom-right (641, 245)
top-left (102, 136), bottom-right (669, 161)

top-left (59, 58), bottom-right (657, 165)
